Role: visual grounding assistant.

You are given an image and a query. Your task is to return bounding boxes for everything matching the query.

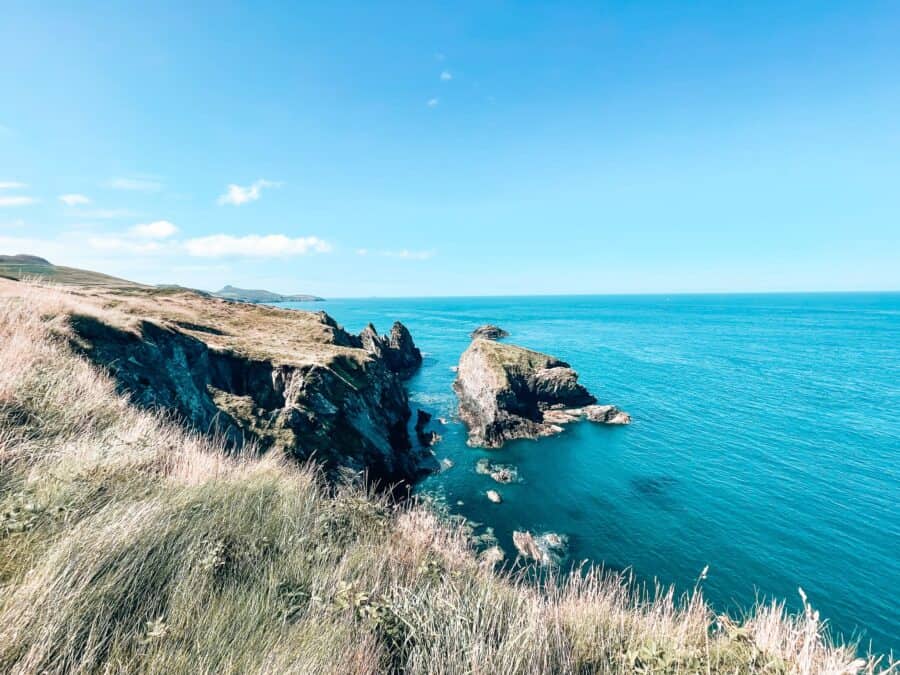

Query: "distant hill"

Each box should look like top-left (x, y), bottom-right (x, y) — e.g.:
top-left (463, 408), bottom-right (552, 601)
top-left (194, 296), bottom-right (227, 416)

top-left (0, 254), bottom-right (143, 287)
top-left (214, 285), bottom-right (324, 303)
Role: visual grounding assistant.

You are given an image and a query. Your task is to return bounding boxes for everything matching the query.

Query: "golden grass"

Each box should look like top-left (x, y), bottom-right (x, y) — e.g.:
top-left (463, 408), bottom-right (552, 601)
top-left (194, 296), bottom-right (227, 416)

top-left (0, 279), bottom-right (895, 674)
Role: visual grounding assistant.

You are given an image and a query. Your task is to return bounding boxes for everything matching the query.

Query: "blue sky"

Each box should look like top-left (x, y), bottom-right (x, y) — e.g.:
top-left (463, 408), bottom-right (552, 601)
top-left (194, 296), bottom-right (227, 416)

top-left (1, 1), bottom-right (899, 297)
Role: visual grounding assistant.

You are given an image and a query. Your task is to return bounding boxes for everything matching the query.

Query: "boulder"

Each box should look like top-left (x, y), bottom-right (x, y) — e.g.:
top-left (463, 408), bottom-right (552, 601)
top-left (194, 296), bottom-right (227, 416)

top-left (486, 489), bottom-right (502, 503)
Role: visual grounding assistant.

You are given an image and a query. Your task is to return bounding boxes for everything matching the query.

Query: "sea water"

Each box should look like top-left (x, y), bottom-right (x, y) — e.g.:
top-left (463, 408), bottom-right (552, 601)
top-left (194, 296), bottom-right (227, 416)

top-left (287, 293), bottom-right (900, 654)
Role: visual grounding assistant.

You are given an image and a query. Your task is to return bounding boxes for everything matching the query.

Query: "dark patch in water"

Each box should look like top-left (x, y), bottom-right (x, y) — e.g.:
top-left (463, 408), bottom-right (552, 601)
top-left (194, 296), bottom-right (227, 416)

top-left (630, 475), bottom-right (677, 498)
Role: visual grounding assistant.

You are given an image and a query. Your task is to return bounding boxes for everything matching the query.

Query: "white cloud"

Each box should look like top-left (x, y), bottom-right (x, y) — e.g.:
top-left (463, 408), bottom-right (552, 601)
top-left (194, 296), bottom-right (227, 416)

top-left (107, 177), bottom-right (163, 192)
top-left (0, 196), bottom-right (36, 207)
top-left (356, 248), bottom-right (435, 260)
top-left (440, 70), bottom-right (453, 81)
top-left (130, 220), bottom-right (178, 239)
top-left (59, 193), bottom-right (91, 206)
top-left (0, 181), bottom-right (27, 190)
top-left (217, 179), bottom-right (281, 206)
top-left (427, 98), bottom-right (439, 108)
top-left (184, 234), bottom-right (331, 258)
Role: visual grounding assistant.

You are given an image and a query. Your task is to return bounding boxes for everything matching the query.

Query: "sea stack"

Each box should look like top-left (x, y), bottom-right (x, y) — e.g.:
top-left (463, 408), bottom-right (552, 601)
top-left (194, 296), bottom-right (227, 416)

top-left (453, 338), bottom-right (630, 448)
top-left (470, 324), bottom-right (510, 340)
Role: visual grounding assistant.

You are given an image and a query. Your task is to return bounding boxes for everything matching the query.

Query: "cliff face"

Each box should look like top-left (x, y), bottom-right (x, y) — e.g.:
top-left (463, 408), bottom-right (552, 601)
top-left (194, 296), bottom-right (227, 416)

top-left (453, 338), bottom-right (629, 448)
top-left (64, 288), bottom-right (430, 485)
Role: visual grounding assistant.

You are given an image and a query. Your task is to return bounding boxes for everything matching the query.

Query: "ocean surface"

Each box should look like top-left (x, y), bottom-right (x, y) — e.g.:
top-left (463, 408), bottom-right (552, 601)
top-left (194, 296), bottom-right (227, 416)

top-left (286, 293), bottom-right (900, 655)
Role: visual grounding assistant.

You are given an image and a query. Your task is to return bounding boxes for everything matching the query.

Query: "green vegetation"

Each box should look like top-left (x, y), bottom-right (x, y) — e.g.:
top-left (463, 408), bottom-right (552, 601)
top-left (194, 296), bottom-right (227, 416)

top-left (0, 255), bottom-right (142, 287)
top-left (214, 284), bottom-right (324, 303)
top-left (0, 279), bottom-right (894, 674)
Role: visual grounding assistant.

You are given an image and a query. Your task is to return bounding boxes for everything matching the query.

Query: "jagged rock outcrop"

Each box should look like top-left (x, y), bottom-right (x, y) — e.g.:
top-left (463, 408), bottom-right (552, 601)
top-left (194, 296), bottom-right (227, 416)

top-left (65, 289), bottom-right (433, 486)
top-left (453, 338), bottom-right (630, 448)
top-left (358, 322), bottom-right (422, 379)
top-left (414, 409), bottom-right (440, 447)
top-left (470, 324), bottom-right (509, 340)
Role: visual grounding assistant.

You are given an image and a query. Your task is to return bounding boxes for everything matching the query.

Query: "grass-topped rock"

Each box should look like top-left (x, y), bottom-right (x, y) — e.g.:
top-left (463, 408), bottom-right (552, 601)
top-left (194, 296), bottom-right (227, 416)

top-left (453, 338), bottom-right (630, 448)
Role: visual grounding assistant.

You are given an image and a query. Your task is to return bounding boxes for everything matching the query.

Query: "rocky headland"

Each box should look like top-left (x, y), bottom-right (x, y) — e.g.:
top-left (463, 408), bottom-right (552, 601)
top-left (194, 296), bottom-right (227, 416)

top-left (214, 284), bottom-right (324, 303)
top-left (52, 284), bottom-right (432, 485)
top-left (453, 337), bottom-right (630, 448)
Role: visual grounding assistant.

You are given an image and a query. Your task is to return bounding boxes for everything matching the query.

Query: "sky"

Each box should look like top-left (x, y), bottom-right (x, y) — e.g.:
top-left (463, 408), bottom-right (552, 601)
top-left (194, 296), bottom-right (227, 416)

top-left (1, 1), bottom-right (899, 297)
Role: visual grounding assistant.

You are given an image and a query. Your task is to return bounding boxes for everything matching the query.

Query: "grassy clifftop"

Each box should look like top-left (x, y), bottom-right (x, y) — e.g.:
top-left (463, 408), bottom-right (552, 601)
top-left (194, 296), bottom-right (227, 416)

top-left (0, 280), bottom-right (892, 674)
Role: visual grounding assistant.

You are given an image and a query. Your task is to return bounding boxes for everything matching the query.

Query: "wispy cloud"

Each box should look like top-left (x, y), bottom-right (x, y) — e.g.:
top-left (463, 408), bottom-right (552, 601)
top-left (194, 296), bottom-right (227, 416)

top-left (0, 181), bottom-right (27, 190)
top-left (440, 70), bottom-right (453, 81)
top-left (217, 179), bottom-right (282, 206)
top-left (59, 193), bottom-right (91, 206)
top-left (0, 218), bottom-right (26, 229)
top-left (427, 98), bottom-right (439, 108)
top-left (0, 196), bottom-right (37, 207)
top-left (107, 177), bottom-right (163, 192)
top-left (130, 220), bottom-right (178, 239)
top-left (86, 219), bottom-right (180, 254)
top-left (357, 248), bottom-right (435, 260)
top-left (184, 234), bottom-right (331, 258)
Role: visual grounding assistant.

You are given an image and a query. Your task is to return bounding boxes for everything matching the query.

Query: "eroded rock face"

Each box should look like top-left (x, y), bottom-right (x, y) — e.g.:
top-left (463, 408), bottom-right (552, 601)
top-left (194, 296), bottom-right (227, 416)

top-left (470, 324), bottom-right (509, 340)
top-left (453, 338), bottom-right (629, 448)
top-left (68, 310), bottom-right (432, 486)
top-left (358, 322), bottom-right (422, 379)
top-left (414, 409), bottom-right (441, 447)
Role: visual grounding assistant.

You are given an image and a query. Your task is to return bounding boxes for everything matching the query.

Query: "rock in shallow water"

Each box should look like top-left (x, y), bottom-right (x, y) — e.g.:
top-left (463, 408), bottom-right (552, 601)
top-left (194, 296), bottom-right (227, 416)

top-left (486, 489), bottom-right (502, 503)
top-left (512, 531), bottom-right (569, 566)
top-left (453, 338), bottom-right (630, 447)
top-left (470, 324), bottom-right (510, 340)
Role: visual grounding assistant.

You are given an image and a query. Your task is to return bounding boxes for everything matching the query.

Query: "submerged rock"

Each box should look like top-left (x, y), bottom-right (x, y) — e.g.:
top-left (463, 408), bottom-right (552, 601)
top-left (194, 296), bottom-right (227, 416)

top-left (512, 531), bottom-right (568, 566)
top-left (486, 489), bottom-right (502, 503)
top-left (470, 324), bottom-right (509, 340)
top-left (475, 458), bottom-right (519, 483)
top-left (453, 338), bottom-right (629, 447)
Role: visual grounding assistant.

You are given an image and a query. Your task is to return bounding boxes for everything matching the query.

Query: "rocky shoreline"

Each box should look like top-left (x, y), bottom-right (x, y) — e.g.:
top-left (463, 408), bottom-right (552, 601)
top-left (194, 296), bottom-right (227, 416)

top-left (63, 287), bottom-right (434, 487)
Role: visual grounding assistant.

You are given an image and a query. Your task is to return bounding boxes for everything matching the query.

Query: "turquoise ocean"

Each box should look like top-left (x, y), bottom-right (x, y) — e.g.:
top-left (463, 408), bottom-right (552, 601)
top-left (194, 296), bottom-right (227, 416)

top-left (287, 293), bottom-right (899, 655)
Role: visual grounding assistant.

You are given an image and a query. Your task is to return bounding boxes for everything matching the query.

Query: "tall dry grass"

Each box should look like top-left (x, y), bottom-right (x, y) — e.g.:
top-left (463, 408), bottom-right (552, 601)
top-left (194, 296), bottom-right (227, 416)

top-left (0, 280), bottom-right (894, 674)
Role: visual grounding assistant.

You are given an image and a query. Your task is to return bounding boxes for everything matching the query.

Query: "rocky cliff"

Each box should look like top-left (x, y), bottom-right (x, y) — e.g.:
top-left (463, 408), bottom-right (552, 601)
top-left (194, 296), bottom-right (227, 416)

top-left (63, 287), bottom-right (431, 485)
top-left (453, 338), bottom-right (630, 447)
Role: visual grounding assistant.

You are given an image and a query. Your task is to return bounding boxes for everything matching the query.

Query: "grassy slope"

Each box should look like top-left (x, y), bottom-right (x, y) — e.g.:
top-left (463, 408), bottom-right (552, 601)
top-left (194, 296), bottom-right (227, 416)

top-left (0, 280), bottom-right (893, 674)
top-left (0, 259), bottom-right (142, 288)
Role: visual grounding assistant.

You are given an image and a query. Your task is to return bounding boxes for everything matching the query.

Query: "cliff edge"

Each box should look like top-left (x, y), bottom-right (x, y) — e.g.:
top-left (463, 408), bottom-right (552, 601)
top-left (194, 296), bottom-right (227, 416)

top-left (48, 283), bottom-right (430, 485)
